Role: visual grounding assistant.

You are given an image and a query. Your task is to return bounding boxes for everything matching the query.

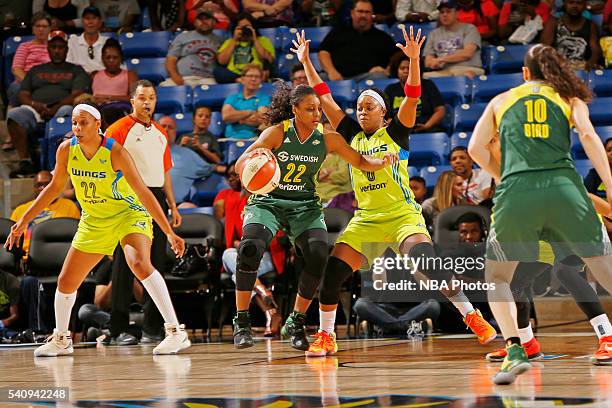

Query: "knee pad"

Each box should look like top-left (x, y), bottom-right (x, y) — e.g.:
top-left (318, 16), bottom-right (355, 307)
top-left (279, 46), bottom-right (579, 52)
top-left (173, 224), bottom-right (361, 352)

top-left (319, 256), bottom-right (354, 305)
top-left (560, 255), bottom-right (583, 267)
top-left (408, 242), bottom-right (453, 282)
top-left (235, 238), bottom-right (267, 291)
top-left (298, 240), bottom-right (328, 300)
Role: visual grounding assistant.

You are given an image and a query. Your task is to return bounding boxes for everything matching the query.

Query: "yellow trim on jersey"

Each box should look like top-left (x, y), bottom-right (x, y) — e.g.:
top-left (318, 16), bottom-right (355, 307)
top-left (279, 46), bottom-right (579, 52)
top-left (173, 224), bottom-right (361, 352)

top-left (495, 82), bottom-right (572, 131)
top-left (282, 119), bottom-right (324, 134)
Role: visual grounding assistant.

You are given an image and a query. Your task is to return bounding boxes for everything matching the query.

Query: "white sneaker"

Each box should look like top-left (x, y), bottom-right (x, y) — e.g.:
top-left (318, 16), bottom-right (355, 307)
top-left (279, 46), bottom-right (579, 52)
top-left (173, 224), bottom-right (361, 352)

top-left (34, 330), bottom-right (74, 357)
top-left (153, 323), bottom-right (191, 355)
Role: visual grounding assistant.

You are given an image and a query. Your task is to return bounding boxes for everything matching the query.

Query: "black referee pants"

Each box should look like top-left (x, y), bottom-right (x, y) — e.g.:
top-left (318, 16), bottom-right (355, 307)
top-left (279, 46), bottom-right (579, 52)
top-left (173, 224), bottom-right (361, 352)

top-left (109, 187), bottom-right (167, 337)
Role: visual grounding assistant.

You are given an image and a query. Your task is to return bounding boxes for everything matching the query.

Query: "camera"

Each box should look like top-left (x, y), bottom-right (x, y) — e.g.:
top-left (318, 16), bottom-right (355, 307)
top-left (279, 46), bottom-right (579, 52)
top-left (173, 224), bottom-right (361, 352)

top-left (241, 26), bottom-right (253, 38)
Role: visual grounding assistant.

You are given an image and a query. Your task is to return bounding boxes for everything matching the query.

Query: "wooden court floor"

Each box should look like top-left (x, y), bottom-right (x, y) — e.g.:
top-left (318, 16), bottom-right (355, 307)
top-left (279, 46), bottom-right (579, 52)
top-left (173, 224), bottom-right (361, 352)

top-left (1, 328), bottom-right (611, 407)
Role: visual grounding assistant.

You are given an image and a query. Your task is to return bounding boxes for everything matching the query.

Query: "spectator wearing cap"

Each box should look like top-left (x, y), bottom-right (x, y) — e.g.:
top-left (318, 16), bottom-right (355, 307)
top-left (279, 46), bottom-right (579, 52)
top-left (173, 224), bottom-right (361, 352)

top-left (160, 8), bottom-right (223, 87)
top-left (6, 30), bottom-right (90, 178)
top-left (423, 0), bottom-right (485, 78)
top-left (66, 6), bottom-right (109, 74)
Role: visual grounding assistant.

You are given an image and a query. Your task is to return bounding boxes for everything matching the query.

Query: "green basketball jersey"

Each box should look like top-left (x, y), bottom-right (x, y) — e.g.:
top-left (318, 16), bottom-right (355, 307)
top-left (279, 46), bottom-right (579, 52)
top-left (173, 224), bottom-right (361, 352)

top-left (67, 136), bottom-right (147, 218)
top-left (495, 82), bottom-right (574, 180)
top-left (269, 119), bottom-right (327, 201)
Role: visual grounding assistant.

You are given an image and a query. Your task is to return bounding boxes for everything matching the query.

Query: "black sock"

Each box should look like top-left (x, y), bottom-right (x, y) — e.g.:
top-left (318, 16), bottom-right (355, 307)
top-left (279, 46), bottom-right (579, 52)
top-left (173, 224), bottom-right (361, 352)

top-left (506, 337), bottom-right (521, 347)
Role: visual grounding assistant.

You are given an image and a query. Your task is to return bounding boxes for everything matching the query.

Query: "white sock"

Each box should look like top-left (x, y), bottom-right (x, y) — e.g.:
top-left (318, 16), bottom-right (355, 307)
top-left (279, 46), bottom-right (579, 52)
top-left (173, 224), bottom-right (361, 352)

top-left (140, 270), bottom-right (179, 325)
top-left (448, 291), bottom-right (474, 317)
top-left (518, 324), bottom-right (534, 344)
top-left (590, 314), bottom-right (612, 339)
top-left (55, 290), bottom-right (77, 333)
top-left (320, 309), bottom-right (336, 334)
top-left (589, 282), bottom-right (598, 293)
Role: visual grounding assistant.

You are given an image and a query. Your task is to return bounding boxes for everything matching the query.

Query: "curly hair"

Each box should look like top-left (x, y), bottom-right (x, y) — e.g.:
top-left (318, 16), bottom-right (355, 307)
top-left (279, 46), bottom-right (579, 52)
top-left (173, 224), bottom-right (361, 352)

top-left (263, 83), bottom-right (318, 125)
top-left (524, 44), bottom-right (593, 102)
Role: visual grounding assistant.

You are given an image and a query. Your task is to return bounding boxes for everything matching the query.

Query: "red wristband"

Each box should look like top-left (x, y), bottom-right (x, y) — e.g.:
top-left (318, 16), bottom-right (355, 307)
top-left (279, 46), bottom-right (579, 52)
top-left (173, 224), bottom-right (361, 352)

top-left (313, 82), bottom-right (331, 96)
top-left (404, 83), bottom-right (421, 98)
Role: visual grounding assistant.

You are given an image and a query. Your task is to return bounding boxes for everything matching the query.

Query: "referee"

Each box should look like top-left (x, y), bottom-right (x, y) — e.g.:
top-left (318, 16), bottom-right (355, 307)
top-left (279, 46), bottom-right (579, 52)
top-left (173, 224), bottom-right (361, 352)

top-left (105, 80), bottom-right (182, 345)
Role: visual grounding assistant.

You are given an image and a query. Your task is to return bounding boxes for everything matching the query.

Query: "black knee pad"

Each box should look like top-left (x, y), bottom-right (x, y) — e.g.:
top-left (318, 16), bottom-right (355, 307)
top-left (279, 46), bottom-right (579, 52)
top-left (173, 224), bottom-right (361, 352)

top-left (235, 237), bottom-right (267, 291)
top-left (408, 242), bottom-right (453, 282)
top-left (298, 240), bottom-right (328, 300)
top-left (319, 256), bottom-right (354, 305)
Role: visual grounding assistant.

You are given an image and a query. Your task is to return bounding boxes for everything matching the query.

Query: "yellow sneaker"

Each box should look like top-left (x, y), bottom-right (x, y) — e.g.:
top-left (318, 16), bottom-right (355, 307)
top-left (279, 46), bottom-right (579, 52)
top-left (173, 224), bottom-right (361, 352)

top-left (305, 330), bottom-right (338, 357)
top-left (464, 309), bottom-right (497, 344)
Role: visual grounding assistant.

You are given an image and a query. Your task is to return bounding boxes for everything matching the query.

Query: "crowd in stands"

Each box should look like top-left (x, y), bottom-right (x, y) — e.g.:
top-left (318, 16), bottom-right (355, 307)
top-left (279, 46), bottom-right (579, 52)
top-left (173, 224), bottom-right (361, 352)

top-left (1, 0), bottom-right (611, 343)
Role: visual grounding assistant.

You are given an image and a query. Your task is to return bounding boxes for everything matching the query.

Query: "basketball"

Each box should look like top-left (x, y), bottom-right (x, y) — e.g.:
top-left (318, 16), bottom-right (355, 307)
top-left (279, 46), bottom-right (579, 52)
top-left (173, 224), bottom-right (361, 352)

top-left (240, 149), bottom-right (281, 195)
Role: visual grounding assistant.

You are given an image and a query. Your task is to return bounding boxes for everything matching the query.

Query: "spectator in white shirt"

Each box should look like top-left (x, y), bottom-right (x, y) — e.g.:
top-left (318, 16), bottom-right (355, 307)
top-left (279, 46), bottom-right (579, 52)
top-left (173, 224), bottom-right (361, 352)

top-left (66, 6), bottom-right (108, 74)
top-left (449, 146), bottom-right (492, 205)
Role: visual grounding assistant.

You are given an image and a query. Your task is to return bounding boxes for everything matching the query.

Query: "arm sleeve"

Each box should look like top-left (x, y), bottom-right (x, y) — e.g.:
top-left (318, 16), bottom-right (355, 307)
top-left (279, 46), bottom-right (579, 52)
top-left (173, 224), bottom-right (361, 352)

top-left (464, 24), bottom-right (482, 49)
top-left (11, 42), bottom-right (28, 70)
top-left (386, 115), bottom-right (411, 151)
top-left (335, 116), bottom-right (362, 143)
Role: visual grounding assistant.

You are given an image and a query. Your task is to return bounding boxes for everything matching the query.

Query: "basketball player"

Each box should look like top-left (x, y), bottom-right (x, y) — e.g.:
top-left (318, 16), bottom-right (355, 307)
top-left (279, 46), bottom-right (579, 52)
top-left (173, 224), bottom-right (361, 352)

top-left (4, 104), bottom-right (191, 357)
top-left (293, 27), bottom-right (497, 358)
top-left (469, 44), bottom-right (612, 385)
top-left (232, 83), bottom-right (398, 349)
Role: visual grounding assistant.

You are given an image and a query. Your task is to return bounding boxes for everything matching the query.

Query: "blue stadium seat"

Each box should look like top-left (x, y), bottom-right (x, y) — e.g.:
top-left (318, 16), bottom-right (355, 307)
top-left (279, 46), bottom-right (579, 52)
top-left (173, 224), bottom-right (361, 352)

top-left (571, 127), bottom-right (610, 159)
top-left (453, 103), bottom-right (487, 132)
top-left (119, 31), bottom-right (172, 58)
top-left (481, 45), bottom-right (492, 72)
top-left (488, 45), bottom-right (531, 74)
top-left (450, 131), bottom-right (472, 150)
top-left (277, 52), bottom-right (321, 79)
top-left (390, 22), bottom-right (437, 44)
top-left (284, 26), bottom-right (332, 52)
top-left (3, 35), bottom-right (33, 58)
top-left (259, 82), bottom-right (277, 97)
top-left (574, 159), bottom-right (592, 179)
top-left (590, 13), bottom-right (603, 28)
top-left (213, 29), bottom-right (230, 40)
top-left (140, 7), bottom-right (151, 29)
top-left (126, 58), bottom-right (167, 84)
top-left (408, 166), bottom-right (419, 178)
top-left (589, 97), bottom-right (612, 127)
top-left (328, 80), bottom-right (357, 108)
top-left (168, 112), bottom-right (194, 137)
top-left (375, 24), bottom-right (391, 34)
top-left (596, 126), bottom-right (612, 143)
top-left (590, 69), bottom-right (612, 98)
top-left (440, 103), bottom-right (454, 134)
top-left (408, 132), bottom-right (449, 167)
top-left (429, 76), bottom-right (471, 105)
top-left (472, 72), bottom-right (524, 103)
top-left (45, 117), bottom-right (72, 169)
top-left (419, 165), bottom-right (453, 190)
top-left (226, 140), bottom-right (254, 163)
top-left (193, 83), bottom-right (241, 111)
top-left (190, 173), bottom-right (225, 206)
top-left (156, 85), bottom-right (192, 114)
top-left (258, 27), bottom-right (283, 51)
top-left (357, 78), bottom-right (398, 94)
top-left (178, 206), bottom-right (215, 216)
top-left (209, 111), bottom-right (225, 138)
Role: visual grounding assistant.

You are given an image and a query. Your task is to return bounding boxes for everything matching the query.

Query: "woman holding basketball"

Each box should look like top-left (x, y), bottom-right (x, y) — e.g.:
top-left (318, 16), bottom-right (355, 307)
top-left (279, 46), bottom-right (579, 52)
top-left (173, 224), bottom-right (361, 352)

top-left (5, 104), bottom-right (190, 357)
top-left (232, 83), bottom-right (398, 350)
top-left (293, 27), bottom-right (497, 357)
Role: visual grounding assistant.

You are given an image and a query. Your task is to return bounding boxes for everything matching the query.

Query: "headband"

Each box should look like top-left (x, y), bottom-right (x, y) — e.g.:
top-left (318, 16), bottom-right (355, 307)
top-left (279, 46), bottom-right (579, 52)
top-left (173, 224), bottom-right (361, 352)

top-left (73, 104), bottom-right (101, 120)
top-left (358, 89), bottom-right (385, 109)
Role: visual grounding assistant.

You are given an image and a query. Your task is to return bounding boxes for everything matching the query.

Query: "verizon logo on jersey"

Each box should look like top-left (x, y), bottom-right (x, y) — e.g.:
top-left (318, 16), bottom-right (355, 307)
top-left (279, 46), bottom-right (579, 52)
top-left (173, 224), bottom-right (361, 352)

top-left (279, 183), bottom-right (306, 191)
top-left (360, 182), bottom-right (387, 192)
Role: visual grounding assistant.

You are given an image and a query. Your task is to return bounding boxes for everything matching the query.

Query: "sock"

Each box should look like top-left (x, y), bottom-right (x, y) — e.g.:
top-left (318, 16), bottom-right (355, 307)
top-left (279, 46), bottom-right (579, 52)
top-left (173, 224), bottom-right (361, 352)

top-left (55, 290), bottom-right (77, 333)
top-left (448, 291), bottom-right (475, 317)
top-left (320, 309), bottom-right (336, 334)
top-left (590, 314), bottom-right (612, 339)
top-left (506, 337), bottom-right (521, 347)
top-left (140, 270), bottom-right (179, 325)
top-left (518, 324), bottom-right (534, 344)
top-left (589, 282), bottom-right (598, 293)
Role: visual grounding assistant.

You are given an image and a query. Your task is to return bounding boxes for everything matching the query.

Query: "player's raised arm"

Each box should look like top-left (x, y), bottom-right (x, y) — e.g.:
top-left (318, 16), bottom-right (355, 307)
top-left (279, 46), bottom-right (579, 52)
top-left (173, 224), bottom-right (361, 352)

top-left (323, 131), bottom-right (398, 171)
top-left (290, 30), bottom-right (345, 130)
top-left (111, 143), bottom-right (185, 257)
top-left (4, 141), bottom-right (71, 250)
top-left (235, 124), bottom-right (285, 175)
top-left (395, 26), bottom-right (426, 128)
top-left (469, 96), bottom-right (503, 181)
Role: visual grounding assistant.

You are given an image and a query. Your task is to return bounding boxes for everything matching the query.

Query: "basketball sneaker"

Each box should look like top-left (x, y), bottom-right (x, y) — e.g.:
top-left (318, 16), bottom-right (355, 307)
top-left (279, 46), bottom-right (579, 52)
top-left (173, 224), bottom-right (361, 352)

top-left (486, 337), bottom-right (543, 362)
top-left (591, 335), bottom-right (612, 366)
top-left (465, 309), bottom-right (497, 344)
top-left (233, 311), bottom-right (254, 349)
top-left (492, 344), bottom-right (531, 385)
top-left (281, 311), bottom-right (309, 351)
top-left (34, 330), bottom-right (73, 357)
top-left (305, 330), bottom-right (338, 357)
top-left (152, 323), bottom-right (191, 355)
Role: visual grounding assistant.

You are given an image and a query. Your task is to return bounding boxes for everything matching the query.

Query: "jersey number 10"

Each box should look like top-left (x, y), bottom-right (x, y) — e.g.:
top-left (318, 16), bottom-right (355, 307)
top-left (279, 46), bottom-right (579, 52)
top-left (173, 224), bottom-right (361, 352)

top-left (524, 99), bottom-right (550, 139)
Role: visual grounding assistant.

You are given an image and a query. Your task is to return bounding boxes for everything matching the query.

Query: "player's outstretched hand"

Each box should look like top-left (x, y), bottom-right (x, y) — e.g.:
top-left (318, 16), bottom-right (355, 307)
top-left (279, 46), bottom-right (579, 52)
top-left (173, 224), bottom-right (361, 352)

top-left (4, 221), bottom-right (26, 251)
top-left (382, 153), bottom-right (400, 167)
top-left (290, 30), bottom-right (311, 64)
top-left (168, 232), bottom-right (186, 258)
top-left (396, 26), bottom-right (425, 60)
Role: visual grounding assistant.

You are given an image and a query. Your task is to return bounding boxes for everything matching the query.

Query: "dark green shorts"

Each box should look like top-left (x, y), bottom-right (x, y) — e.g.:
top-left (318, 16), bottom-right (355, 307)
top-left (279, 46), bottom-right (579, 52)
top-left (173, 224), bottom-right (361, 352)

top-left (486, 168), bottom-right (611, 262)
top-left (243, 195), bottom-right (326, 241)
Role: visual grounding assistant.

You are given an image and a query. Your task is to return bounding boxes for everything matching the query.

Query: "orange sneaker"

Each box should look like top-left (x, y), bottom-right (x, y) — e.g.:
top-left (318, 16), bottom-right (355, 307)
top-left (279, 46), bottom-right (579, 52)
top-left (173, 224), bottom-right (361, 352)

top-left (464, 309), bottom-right (497, 344)
top-left (591, 335), bottom-right (612, 366)
top-left (305, 331), bottom-right (338, 357)
top-left (486, 337), bottom-right (544, 362)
